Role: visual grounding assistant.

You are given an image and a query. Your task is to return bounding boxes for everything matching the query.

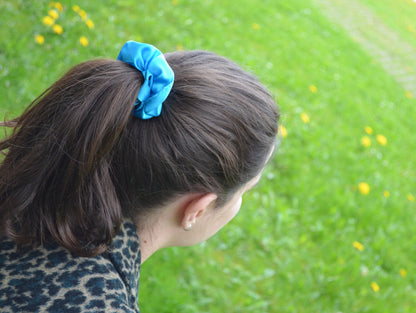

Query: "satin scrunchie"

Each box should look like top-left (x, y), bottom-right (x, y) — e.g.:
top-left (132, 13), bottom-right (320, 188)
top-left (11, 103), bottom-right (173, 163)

top-left (117, 41), bottom-right (175, 119)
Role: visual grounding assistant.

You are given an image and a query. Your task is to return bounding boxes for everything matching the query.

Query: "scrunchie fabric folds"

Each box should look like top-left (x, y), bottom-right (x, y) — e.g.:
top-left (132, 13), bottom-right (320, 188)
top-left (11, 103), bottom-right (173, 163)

top-left (117, 41), bottom-right (174, 119)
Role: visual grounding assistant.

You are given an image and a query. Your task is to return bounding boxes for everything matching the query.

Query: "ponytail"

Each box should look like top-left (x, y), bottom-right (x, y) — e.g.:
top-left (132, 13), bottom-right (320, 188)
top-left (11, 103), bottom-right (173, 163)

top-left (0, 60), bottom-right (142, 256)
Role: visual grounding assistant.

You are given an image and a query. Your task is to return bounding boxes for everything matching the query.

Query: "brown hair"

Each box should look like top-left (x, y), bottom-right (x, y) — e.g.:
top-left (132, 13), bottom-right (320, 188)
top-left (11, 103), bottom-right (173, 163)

top-left (0, 50), bottom-right (279, 256)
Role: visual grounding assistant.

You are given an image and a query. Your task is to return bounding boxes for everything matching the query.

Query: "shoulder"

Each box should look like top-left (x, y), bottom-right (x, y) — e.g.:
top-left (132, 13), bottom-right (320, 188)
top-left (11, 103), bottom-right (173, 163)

top-left (0, 220), bottom-right (141, 313)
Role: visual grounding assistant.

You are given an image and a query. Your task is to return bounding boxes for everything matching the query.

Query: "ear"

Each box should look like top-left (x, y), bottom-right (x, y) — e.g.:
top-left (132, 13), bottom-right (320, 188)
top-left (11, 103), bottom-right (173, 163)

top-left (181, 193), bottom-right (218, 231)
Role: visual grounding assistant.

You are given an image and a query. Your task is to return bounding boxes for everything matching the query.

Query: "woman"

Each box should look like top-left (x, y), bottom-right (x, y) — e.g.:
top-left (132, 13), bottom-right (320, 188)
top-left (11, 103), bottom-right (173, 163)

top-left (0, 41), bottom-right (279, 312)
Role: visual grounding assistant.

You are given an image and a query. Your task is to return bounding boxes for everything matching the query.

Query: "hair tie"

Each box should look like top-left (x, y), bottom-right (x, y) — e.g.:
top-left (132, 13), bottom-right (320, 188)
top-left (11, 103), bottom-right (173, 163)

top-left (117, 41), bottom-right (174, 119)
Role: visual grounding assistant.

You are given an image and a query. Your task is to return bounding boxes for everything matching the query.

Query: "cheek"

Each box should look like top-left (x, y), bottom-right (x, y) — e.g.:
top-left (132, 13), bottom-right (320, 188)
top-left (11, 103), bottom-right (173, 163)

top-left (198, 196), bottom-right (243, 244)
top-left (232, 196), bottom-right (243, 216)
top-left (211, 196), bottom-right (243, 231)
top-left (224, 196), bottom-right (243, 224)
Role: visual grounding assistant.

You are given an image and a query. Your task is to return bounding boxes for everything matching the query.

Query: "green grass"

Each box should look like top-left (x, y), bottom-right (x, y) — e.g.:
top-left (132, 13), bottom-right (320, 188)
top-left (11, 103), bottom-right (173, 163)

top-left (1, 0), bottom-right (416, 312)
top-left (359, 0), bottom-right (416, 48)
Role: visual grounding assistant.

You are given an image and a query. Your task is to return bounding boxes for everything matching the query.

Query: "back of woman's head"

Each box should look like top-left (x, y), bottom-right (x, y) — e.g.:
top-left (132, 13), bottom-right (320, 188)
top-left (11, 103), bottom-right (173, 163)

top-left (0, 49), bottom-right (279, 256)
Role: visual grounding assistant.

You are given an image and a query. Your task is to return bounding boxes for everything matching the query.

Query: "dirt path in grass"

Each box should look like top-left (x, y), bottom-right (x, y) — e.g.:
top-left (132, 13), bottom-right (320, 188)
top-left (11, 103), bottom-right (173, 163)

top-left (313, 0), bottom-right (416, 96)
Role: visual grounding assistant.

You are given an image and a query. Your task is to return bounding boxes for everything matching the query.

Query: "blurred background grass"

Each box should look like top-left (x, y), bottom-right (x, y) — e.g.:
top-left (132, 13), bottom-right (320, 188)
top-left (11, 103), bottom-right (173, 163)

top-left (1, 0), bottom-right (416, 312)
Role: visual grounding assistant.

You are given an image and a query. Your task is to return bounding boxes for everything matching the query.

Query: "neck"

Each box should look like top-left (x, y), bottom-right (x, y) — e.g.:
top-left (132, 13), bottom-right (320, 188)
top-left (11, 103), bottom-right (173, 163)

top-left (133, 194), bottom-right (201, 263)
top-left (137, 227), bottom-right (162, 263)
top-left (134, 204), bottom-right (178, 263)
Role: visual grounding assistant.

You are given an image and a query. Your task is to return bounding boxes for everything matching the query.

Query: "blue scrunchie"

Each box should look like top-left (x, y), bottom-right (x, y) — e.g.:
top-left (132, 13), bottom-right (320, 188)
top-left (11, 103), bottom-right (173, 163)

top-left (117, 41), bottom-right (174, 119)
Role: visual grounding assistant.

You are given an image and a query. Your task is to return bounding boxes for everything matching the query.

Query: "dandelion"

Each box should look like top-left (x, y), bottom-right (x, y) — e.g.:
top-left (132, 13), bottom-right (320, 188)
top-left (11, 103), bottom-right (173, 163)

top-left (79, 36), bottom-right (89, 47)
top-left (376, 134), bottom-right (387, 146)
top-left (42, 16), bottom-right (55, 26)
top-left (300, 112), bottom-right (310, 124)
top-left (408, 193), bottom-right (415, 202)
top-left (361, 136), bottom-right (371, 147)
top-left (405, 90), bottom-right (413, 99)
top-left (86, 19), bottom-right (95, 29)
top-left (400, 268), bottom-right (407, 277)
top-left (52, 24), bottom-right (63, 35)
top-left (383, 190), bottom-right (390, 198)
top-left (279, 125), bottom-right (287, 138)
top-left (176, 44), bottom-right (184, 51)
top-left (35, 34), bottom-right (45, 45)
top-left (73, 5), bottom-right (80, 12)
top-left (78, 9), bottom-right (87, 21)
top-left (358, 182), bottom-right (370, 195)
top-left (54, 2), bottom-right (63, 12)
top-left (252, 23), bottom-right (260, 30)
top-left (371, 282), bottom-right (380, 292)
top-left (353, 241), bottom-right (364, 251)
top-left (309, 84), bottom-right (318, 93)
top-left (48, 9), bottom-right (59, 20)
top-left (172, 0), bottom-right (179, 4)
top-left (364, 126), bottom-right (373, 135)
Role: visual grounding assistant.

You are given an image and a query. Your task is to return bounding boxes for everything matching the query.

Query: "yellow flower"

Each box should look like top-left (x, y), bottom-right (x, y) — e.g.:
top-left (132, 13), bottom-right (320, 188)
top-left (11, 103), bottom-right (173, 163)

top-left (35, 34), bottom-right (45, 45)
top-left (73, 5), bottom-right (80, 12)
top-left (371, 282), bottom-right (380, 292)
top-left (78, 9), bottom-right (87, 21)
top-left (300, 112), bottom-right (310, 124)
top-left (408, 193), bottom-right (415, 202)
top-left (252, 23), bottom-right (260, 30)
top-left (79, 36), bottom-right (89, 47)
top-left (309, 85), bottom-right (318, 93)
top-left (279, 125), bottom-right (287, 138)
top-left (42, 16), bottom-right (55, 26)
top-left (86, 19), bottom-right (95, 29)
top-left (408, 25), bottom-right (415, 33)
top-left (172, 0), bottom-right (178, 4)
top-left (48, 9), bottom-right (59, 20)
top-left (52, 24), bottom-right (63, 35)
top-left (376, 134), bottom-right (387, 146)
top-left (400, 268), bottom-right (407, 277)
top-left (364, 126), bottom-right (373, 135)
top-left (54, 2), bottom-right (63, 12)
top-left (353, 241), bottom-right (364, 251)
top-left (383, 190), bottom-right (390, 198)
top-left (176, 44), bottom-right (184, 51)
top-left (358, 182), bottom-right (370, 195)
top-left (361, 136), bottom-right (371, 147)
top-left (405, 90), bottom-right (413, 99)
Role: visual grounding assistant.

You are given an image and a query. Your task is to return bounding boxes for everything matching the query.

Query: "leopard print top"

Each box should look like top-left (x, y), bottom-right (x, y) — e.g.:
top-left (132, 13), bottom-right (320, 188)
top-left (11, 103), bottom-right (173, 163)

top-left (0, 219), bottom-right (141, 312)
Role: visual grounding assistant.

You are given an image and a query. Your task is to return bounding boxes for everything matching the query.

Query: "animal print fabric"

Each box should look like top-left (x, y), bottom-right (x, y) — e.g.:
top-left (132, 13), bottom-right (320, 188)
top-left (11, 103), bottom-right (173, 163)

top-left (0, 219), bottom-right (141, 312)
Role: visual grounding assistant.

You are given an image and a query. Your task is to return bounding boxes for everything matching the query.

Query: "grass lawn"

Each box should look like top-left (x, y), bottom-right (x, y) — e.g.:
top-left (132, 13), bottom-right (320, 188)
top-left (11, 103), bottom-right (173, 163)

top-left (1, 0), bottom-right (415, 312)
